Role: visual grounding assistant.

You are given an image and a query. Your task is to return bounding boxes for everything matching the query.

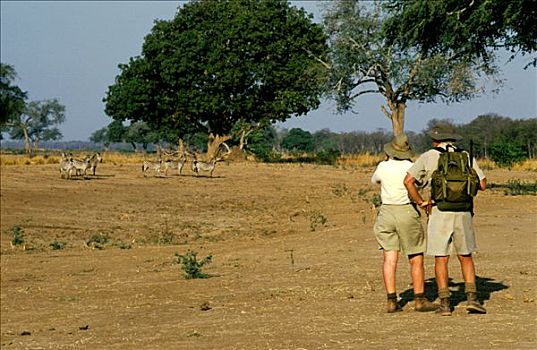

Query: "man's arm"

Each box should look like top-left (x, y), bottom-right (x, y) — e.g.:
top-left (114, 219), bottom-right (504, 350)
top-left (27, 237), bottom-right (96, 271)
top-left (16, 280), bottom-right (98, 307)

top-left (404, 172), bottom-right (431, 214)
top-left (403, 173), bottom-right (424, 205)
top-left (479, 178), bottom-right (487, 191)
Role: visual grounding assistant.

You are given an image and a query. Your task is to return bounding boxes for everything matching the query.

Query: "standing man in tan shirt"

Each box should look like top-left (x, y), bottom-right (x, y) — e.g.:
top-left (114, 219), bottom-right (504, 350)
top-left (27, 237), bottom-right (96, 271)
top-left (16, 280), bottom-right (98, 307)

top-left (404, 125), bottom-right (487, 316)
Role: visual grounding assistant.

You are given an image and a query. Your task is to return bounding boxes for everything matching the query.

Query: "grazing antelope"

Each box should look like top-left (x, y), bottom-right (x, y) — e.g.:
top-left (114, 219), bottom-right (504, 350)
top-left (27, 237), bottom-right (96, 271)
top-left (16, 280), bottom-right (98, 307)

top-left (189, 141), bottom-right (231, 177)
top-left (191, 158), bottom-right (218, 177)
top-left (72, 157), bottom-right (91, 176)
top-left (142, 159), bottom-right (162, 177)
top-left (59, 153), bottom-right (75, 179)
top-left (87, 152), bottom-right (103, 175)
top-left (164, 157), bottom-right (186, 176)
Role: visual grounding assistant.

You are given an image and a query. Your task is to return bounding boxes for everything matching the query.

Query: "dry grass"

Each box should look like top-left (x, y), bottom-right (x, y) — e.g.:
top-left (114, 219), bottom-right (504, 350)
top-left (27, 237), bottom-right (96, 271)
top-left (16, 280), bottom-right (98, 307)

top-left (0, 152), bottom-right (151, 166)
top-left (2, 151), bottom-right (537, 171)
top-left (512, 159), bottom-right (537, 171)
top-left (0, 154), bottom-right (60, 166)
top-left (336, 153), bottom-right (383, 168)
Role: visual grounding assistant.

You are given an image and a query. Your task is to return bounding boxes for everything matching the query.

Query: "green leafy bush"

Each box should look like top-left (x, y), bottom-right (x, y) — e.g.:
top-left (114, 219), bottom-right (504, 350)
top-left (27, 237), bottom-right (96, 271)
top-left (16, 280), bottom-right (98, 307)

top-left (85, 233), bottom-right (110, 249)
top-left (175, 250), bottom-right (213, 279)
top-left (504, 179), bottom-right (537, 195)
top-left (49, 240), bottom-right (66, 250)
top-left (490, 139), bottom-right (527, 168)
top-left (10, 225), bottom-right (25, 246)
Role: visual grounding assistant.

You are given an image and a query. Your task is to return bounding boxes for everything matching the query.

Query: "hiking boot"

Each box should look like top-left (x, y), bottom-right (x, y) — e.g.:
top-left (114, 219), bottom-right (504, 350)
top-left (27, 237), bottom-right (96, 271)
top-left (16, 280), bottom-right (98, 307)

top-left (414, 297), bottom-right (439, 312)
top-left (386, 298), bottom-right (402, 313)
top-left (466, 292), bottom-right (487, 314)
top-left (435, 298), bottom-right (452, 316)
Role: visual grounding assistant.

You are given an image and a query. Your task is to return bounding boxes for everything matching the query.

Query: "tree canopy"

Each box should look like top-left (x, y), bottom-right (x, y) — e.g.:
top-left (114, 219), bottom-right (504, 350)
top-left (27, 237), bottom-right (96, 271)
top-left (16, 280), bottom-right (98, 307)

top-left (1, 63), bottom-right (27, 126)
top-left (281, 127), bottom-right (314, 152)
top-left (104, 0), bottom-right (328, 144)
top-left (8, 99), bottom-right (66, 153)
top-left (382, 0), bottom-right (537, 68)
top-left (323, 0), bottom-right (495, 135)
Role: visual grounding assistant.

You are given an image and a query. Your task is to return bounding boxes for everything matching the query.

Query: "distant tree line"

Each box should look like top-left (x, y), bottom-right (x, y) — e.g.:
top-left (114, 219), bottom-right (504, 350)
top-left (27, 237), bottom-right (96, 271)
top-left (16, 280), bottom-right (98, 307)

top-left (83, 113), bottom-right (536, 163)
top-left (3, 113), bottom-right (535, 167)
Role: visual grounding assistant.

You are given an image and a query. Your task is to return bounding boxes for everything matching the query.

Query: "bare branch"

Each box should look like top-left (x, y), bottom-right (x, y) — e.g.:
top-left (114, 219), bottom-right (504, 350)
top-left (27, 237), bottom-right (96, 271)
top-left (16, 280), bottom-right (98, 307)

top-left (447, 0), bottom-right (475, 17)
top-left (303, 48), bottom-right (331, 69)
top-left (349, 89), bottom-right (380, 100)
top-left (380, 105), bottom-right (392, 120)
top-left (214, 142), bottom-right (232, 162)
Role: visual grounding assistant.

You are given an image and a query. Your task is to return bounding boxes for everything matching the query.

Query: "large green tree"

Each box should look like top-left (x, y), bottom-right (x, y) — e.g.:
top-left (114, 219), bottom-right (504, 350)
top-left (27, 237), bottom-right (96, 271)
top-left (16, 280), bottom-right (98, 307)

top-left (1, 63), bottom-right (27, 127)
top-left (281, 128), bottom-right (314, 152)
top-left (383, 0), bottom-right (537, 68)
top-left (104, 0), bottom-right (328, 157)
top-left (124, 121), bottom-right (160, 152)
top-left (90, 120), bottom-right (128, 150)
top-left (323, 0), bottom-right (495, 136)
top-left (9, 99), bottom-right (65, 153)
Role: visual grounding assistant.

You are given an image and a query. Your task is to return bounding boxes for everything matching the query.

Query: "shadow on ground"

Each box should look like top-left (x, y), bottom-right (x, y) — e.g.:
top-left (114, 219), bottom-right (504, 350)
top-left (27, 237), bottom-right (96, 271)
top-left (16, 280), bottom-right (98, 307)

top-left (399, 275), bottom-right (509, 308)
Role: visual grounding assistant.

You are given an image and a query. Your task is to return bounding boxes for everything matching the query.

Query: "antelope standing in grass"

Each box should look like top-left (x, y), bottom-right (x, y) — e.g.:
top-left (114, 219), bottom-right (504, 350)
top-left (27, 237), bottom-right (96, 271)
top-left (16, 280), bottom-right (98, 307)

top-left (142, 159), bottom-right (162, 177)
top-left (87, 152), bottom-right (103, 175)
top-left (164, 157), bottom-right (186, 176)
top-left (190, 141), bottom-right (231, 177)
top-left (191, 158), bottom-right (218, 177)
top-left (59, 153), bottom-right (75, 179)
top-left (72, 157), bottom-right (91, 176)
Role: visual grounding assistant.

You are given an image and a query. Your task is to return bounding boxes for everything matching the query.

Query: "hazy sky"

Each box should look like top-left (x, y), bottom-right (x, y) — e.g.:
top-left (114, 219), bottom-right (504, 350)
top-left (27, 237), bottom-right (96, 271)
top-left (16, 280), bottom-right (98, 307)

top-left (1, 1), bottom-right (536, 141)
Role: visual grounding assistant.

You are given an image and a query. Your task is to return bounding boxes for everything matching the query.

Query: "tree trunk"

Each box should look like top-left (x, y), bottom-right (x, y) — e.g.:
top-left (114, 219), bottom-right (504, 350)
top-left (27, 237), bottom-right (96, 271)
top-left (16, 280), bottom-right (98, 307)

top-left (21, 126), bottom-right (31, 154)
top-left (390, 101), bottom-right (406, 136)
top-left (382, 100), bottom-right (406, 136)
top-left (206, 133), bottom-right (231, 161)
top-left (177, 139), bottom-right (185, 155)
top-left (32, 139), bottom-right (39, 155)
top-left (239, 130), bottom-right (247, 150)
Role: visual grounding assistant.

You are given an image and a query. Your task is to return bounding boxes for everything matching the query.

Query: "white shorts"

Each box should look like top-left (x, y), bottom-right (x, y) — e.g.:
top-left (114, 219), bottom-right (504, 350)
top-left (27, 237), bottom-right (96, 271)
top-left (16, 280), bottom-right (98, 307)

top-left (426, 207), bottom-right (477, 256)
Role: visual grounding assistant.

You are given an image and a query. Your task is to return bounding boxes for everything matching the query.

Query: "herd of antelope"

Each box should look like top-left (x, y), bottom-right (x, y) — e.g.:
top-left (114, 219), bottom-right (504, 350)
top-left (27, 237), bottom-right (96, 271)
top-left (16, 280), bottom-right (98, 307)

top-left (59, 152), bottom-right (102, 179)
top-left (59, 142), bottom-right (231, 179)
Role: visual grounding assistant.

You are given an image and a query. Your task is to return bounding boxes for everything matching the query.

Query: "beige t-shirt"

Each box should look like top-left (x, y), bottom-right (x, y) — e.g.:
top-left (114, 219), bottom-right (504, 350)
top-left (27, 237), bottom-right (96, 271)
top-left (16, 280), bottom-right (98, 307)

top-left (407, 143), bottom-right (485, 192)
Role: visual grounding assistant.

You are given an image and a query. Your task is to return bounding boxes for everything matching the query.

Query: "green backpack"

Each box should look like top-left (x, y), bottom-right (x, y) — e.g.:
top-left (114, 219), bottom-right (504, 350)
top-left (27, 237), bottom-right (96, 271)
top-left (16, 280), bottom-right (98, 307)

top-left (431, 146), bottom-right (480, 212)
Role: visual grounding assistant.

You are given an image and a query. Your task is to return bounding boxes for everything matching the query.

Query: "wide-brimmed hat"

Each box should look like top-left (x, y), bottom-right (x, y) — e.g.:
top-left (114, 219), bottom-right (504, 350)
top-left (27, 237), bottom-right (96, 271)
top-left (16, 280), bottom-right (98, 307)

top-left (428, 125), bottom-right (462, 141)
top-left (383, 134), bottom-right (413, 160)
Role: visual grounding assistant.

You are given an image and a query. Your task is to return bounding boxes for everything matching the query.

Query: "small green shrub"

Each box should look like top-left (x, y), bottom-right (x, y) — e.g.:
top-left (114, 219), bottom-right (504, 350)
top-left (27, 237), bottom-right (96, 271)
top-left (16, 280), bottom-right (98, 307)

top-left (115, 240), bottom-right (132, 249)
top-left (85, 233), bottom-right (110, 249)
top-left (504, 179), bottom-right (537, 195)
top-left (369, 193), bottom-right (382, 208)
top-left (156, 232), bottom-right (175, 245)
top-left (49, 240), bottom-right (66, 250)
top-left (175, 250), bottom-right (213, 279)
top-left (10, 225), bottom-right (25, 246)
top-left (331, 183), bottom-right (350, 197)
top-left (309, 210), bottom-right (328, 231)
top-left (355, 188), bottom-right (381, 208)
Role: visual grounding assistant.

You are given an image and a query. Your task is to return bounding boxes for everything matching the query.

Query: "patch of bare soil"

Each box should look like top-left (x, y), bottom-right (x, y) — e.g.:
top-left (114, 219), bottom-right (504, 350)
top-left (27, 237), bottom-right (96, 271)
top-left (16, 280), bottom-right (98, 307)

top-left (1, 161), bottom-right (536, 349)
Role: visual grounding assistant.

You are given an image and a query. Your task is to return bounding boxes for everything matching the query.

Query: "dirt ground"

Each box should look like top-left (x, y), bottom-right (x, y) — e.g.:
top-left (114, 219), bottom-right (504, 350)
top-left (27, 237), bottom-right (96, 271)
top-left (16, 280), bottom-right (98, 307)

top-left (1, 160), bottom-right (536, 349)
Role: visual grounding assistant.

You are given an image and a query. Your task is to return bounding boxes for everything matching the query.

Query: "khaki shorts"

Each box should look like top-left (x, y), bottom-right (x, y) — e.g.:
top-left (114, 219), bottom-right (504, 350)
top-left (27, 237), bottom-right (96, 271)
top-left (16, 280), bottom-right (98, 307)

top-left (426, 207), bottom-right (477, 256)
top-left (373, 204), bottom-right (425, 255)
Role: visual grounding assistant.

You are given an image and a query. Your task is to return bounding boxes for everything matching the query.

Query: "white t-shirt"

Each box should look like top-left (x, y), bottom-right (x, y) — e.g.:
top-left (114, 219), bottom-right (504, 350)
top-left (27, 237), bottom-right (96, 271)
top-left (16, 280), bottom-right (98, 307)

top-left (371, 159), bottom-right (413, 205)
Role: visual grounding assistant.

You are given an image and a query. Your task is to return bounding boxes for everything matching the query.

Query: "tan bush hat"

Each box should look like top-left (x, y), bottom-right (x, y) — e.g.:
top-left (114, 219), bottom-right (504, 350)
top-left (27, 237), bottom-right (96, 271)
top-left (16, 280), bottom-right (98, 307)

top-left (383, 134), bottom-right (413, 160)
top-left (428, 125), bottom-right (462, 141)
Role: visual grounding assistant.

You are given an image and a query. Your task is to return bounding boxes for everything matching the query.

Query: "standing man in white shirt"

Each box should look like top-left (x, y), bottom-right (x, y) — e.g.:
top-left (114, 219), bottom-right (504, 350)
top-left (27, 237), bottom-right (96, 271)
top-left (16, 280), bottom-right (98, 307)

top-left (371, 134), bottom-right (438, 313)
